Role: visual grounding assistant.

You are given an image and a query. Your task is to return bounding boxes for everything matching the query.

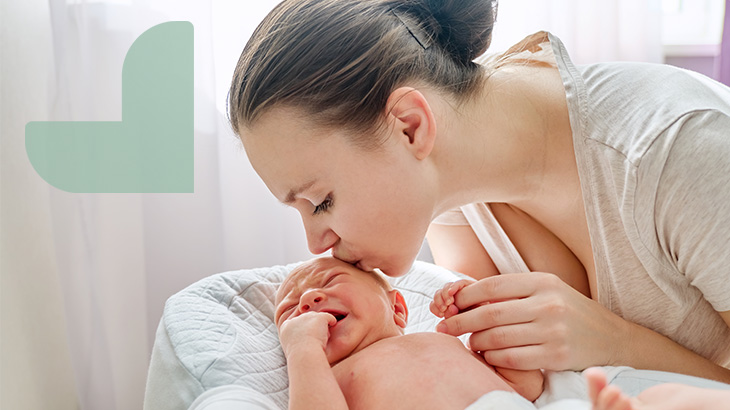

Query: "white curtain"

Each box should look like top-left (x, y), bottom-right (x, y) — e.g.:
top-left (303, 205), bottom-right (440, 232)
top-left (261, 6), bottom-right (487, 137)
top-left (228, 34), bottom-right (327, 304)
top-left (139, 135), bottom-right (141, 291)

top-left (0, 1), bottom-right (662, 410)
top-left (3, 1), bottom-right (310, 409)
top-left (490, 0), bottom-right (663, 63)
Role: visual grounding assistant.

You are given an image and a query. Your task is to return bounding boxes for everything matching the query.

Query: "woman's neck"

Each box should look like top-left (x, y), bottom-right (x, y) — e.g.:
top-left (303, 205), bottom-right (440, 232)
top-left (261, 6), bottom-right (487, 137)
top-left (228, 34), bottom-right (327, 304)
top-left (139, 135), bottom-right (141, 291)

top-left (430, 65), bottom-right (579, 218)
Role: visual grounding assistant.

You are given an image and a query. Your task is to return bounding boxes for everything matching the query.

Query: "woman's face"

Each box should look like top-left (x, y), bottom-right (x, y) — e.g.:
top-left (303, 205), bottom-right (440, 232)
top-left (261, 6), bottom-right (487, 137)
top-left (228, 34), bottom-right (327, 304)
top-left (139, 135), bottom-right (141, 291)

top-left (241, 107), bottom-right (436, 277)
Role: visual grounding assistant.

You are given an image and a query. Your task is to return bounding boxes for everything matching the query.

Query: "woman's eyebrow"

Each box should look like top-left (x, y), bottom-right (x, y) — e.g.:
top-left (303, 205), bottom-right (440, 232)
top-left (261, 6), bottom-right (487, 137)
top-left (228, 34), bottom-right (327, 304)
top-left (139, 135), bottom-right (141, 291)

top-left (284, 180), bottom-right (317, 204)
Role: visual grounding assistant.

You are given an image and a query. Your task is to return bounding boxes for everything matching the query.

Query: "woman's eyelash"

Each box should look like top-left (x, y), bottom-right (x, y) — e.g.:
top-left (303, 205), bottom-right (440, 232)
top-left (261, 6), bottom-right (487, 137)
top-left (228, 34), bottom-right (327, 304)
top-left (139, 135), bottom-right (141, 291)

top-left (313, 194), bottom-right (333, 215)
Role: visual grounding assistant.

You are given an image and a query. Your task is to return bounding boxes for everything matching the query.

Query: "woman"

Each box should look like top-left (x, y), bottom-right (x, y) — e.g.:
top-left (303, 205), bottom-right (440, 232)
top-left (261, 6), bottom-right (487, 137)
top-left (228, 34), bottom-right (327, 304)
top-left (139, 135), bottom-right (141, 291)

top-left (228, 0), bottom-right (730, 384)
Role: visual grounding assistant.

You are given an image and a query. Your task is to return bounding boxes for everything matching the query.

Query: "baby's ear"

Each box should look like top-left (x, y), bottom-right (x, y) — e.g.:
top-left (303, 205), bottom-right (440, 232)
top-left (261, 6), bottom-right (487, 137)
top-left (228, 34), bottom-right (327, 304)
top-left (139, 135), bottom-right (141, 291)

top-left (389, 290), bottom-right (408, 329)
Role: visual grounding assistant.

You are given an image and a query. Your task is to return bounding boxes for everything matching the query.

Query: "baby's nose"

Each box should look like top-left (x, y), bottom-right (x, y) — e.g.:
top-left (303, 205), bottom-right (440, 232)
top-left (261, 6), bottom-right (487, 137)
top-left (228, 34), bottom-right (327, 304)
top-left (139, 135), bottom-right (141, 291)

top-left (301, 297), bottom-right (322, 311)
top-left (300, 291), bottom-right (325, 312)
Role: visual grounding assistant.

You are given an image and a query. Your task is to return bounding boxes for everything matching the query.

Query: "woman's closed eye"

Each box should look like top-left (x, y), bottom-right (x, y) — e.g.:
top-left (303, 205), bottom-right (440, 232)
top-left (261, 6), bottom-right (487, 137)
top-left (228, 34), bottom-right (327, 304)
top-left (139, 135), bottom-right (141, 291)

top-left (313, 194), bottom-right (333, 215)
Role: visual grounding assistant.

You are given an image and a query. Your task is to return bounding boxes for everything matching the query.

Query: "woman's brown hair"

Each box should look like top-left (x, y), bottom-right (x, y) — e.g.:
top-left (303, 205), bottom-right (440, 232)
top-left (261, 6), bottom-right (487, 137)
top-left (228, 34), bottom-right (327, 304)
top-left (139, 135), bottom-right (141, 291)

top-left (228, 0), bottom-right (498, 147)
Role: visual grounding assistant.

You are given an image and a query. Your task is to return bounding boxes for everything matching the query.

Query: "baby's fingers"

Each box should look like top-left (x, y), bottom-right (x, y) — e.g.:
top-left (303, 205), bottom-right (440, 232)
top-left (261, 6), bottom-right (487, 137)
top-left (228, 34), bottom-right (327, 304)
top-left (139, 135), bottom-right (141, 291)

top-left (449, 279), bottom-right (474, 297)
top-left (440, 283), bottom-right (457, 303)
top-left (432, 280), bottom-right (476, 318)
top-left (324, 312), bottom-right (338, 327)
top-left (443, 304), bottom-right (459, 319)
top-left (429, 300), bottom-right (445, 317)
top-left (431, 286), bottom-right (451, 316)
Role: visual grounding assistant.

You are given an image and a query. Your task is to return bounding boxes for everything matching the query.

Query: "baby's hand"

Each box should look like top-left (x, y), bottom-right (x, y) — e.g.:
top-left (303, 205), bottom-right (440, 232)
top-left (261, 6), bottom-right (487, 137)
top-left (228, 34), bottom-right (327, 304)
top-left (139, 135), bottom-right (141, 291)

top-left (278, 311), bottom-right (337, 358)
top-left (430, 279), bottom-right (475, 319)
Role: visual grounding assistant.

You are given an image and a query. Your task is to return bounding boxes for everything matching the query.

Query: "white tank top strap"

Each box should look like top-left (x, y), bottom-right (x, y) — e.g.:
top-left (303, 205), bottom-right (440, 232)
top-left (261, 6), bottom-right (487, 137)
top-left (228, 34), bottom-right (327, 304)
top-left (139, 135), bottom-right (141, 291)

top-left (460, 203), bottom-right (530, 274)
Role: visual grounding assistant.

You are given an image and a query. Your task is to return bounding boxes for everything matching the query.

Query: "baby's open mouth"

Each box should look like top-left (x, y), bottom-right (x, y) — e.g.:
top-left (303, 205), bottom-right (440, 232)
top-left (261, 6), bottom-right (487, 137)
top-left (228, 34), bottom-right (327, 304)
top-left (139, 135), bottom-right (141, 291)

top-left (325, 310), bottom-right (348, 322)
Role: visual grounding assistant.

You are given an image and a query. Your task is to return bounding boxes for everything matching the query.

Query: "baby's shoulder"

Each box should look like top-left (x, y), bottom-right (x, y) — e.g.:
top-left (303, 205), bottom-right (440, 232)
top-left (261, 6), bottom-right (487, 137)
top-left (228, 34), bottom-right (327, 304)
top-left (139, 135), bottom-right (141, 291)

top-left (363, 332), bottom-right (470, 361)
top-left (341, 332), bottom-right (466, 366)
top-left (398, 332), bottom-right (466, 348)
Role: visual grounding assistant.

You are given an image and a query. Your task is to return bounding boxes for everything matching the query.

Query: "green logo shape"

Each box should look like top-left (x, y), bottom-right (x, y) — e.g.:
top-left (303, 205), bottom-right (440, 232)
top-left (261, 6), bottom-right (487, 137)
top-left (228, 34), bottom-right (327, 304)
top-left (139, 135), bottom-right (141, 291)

top-left (25, 21), bottom-right (193, 193)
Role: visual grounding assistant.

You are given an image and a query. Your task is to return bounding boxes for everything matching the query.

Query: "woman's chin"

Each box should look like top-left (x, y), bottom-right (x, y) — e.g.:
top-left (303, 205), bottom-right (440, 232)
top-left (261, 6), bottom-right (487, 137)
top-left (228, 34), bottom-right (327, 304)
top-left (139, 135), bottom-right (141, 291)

top-left (377, 257), bottom-right (418, 278)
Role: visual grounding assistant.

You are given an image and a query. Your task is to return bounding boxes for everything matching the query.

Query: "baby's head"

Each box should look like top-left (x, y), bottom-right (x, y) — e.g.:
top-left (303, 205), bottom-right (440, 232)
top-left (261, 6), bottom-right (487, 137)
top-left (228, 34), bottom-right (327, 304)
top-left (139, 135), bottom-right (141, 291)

top-left (275, 257), bottom-right (408, 364)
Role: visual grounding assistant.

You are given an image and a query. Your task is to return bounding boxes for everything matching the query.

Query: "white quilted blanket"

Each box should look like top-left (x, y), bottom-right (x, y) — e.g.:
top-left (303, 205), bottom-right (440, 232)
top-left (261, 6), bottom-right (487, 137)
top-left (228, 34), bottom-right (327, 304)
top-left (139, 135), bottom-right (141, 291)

top-left (143, 260), bottom-right (469, 410)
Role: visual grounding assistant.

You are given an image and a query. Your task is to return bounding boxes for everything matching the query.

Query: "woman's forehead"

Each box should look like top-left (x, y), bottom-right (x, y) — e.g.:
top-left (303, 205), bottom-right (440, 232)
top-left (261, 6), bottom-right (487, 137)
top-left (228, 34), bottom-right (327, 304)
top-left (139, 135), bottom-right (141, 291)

top-left (243, 105), bottom-right (329, 144)
top-left (242, 116), bottom-right (350, 198)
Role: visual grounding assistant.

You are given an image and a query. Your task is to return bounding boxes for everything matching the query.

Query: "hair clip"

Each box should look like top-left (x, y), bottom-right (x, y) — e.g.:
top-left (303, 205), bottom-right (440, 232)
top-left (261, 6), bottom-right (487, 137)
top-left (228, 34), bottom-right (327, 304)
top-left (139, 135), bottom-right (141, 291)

top-left (391, 10), bottom-right (431, 50)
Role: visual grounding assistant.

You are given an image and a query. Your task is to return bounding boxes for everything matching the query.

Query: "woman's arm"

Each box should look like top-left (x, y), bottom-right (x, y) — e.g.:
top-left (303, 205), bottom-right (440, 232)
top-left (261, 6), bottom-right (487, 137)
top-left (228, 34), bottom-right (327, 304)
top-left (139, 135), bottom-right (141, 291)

top-left (618, 314), bottom-right (730, 383)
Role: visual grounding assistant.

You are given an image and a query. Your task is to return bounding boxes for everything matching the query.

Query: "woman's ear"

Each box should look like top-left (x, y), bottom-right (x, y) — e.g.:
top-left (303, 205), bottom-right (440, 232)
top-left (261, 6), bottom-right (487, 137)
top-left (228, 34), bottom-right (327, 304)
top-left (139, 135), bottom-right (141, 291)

top-left (385, 87), bottom-right (437, 161)
top-left (389, 289), bottom-right (409, 329)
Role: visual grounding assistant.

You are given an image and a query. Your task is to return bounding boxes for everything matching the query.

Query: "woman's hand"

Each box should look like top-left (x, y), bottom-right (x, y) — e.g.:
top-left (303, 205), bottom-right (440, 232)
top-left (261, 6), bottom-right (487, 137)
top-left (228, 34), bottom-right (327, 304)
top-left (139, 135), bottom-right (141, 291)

top-left (278, 311), bottom-right (337, 358)
top-left (435, 272), bottom-right (627, 371)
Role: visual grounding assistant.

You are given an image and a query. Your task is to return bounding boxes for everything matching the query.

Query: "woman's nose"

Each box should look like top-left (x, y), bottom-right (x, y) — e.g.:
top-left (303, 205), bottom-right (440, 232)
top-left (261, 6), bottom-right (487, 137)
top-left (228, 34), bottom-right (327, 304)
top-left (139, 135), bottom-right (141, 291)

top-left (304, 219), bottom-right (339, 255)
top-left (299, 289), bottom-right (326, 312)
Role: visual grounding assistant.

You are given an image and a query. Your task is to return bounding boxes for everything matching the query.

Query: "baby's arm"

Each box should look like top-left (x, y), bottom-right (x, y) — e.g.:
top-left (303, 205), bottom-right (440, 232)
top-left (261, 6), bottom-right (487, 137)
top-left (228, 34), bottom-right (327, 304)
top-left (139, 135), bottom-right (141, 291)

top-left (494, 367), bottom-right (544, 402)
top-left (279, 312), bottom-right (348, 410)
top-left (431, 280), bottom-right (545, 402)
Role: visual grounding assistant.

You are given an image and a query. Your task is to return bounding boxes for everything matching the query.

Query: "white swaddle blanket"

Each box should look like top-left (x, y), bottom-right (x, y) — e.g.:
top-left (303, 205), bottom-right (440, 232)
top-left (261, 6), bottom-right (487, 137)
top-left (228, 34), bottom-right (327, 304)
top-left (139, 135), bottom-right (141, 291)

top-left (143, 260), bottom-right (730, 410)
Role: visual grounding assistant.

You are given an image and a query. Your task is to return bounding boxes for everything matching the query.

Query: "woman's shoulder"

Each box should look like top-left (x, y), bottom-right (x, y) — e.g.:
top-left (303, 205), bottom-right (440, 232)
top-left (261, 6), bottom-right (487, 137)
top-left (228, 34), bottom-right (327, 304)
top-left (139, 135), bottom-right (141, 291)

top-left (570, 60), bottom-right (730, 155)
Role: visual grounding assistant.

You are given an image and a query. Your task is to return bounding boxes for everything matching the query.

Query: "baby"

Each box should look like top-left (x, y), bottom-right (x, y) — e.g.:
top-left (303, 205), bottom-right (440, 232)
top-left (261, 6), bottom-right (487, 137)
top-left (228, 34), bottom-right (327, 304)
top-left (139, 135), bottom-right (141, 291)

top-left (274, 257), bottom-right (544, 410)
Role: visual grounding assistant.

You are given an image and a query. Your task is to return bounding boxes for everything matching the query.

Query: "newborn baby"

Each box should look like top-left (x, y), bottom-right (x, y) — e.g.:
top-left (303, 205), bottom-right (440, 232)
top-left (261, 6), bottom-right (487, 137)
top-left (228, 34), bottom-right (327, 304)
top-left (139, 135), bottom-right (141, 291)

top-left (274, 257), bottom-right (544, 410)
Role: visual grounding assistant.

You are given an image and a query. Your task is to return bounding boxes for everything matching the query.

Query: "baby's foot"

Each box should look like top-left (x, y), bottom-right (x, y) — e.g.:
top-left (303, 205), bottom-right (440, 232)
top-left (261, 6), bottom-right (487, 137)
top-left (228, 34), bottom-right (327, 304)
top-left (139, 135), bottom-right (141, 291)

top-left (586, 368), bottom-right (730, 410)
top-left (585, 368), bottom-right (633, 410)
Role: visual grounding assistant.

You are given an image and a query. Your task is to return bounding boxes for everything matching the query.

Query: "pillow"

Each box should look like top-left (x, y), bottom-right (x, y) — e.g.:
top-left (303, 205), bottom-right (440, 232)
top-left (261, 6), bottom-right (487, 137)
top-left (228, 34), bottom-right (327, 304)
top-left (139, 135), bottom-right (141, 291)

top-left (143, 260), bottom-right (467, 410)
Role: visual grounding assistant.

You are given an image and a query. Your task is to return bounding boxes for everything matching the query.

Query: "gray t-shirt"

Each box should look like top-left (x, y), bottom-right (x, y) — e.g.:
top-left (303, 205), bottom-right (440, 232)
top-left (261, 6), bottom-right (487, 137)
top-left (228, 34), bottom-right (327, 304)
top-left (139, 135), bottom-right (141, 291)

top-left (552, 32), bottom-right (730, 366)
top-left (434, 33), bottom-right (730, 366)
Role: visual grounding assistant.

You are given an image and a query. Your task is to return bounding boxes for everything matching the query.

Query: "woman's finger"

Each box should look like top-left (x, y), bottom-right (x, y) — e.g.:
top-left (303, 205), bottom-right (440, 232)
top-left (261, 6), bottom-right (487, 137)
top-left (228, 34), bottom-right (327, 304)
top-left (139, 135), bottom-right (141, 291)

top-left (449, 279), bottom-right (475, 297)
top-left (453, 272), bottom-right (558, 311)
top-left (480, 345), bottom-right (551, 371)
top-left (468, 322), bottom-right (545, 351)
top-left (436, 298), bottom-right (535, 336)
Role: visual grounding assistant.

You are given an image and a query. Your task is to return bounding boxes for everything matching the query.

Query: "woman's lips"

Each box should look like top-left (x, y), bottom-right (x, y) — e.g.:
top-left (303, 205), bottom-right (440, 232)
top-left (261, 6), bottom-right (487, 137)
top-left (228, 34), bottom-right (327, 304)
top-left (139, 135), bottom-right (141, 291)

top-left (332, 250), bottom-right (369, 271)
top-left (356, 261), bottom-right (373, 272)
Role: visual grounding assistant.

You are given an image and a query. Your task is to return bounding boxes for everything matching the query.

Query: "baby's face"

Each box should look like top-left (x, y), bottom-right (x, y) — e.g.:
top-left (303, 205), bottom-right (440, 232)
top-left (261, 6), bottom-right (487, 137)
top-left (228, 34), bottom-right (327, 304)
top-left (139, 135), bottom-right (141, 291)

top-left (275, 257), bottom-right (405, 364)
